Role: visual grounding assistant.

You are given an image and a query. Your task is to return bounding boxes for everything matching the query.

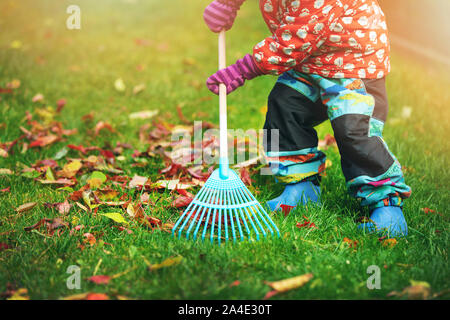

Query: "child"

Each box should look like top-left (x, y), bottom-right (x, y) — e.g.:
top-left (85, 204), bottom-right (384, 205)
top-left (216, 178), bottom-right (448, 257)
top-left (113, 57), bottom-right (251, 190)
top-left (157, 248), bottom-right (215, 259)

top-left (203, 0), bottom-right (411, 237)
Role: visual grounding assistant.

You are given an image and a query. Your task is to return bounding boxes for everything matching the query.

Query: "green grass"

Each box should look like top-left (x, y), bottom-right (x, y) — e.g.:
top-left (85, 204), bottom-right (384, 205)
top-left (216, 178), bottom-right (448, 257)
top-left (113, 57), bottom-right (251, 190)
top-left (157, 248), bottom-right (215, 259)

top-left (0, 0), bottom-right (449, 300)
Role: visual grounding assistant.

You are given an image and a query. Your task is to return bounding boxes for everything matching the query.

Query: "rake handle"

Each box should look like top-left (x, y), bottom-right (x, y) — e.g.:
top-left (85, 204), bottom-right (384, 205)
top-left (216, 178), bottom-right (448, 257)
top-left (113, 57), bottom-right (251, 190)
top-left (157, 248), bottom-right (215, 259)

top-left (218, 30), bottom-right (229, 179)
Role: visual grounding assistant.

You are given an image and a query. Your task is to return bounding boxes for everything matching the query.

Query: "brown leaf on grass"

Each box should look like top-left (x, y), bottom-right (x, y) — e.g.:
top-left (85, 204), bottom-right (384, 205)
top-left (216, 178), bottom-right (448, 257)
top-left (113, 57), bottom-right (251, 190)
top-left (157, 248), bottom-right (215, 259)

top-left (83, 233), bottom-right (97, 246)
top-left (0, 168), bottom-right (13, 175)
top-left (24, 217), bottom-right (68, 234)
top-left (380, 238), bottom-right (397, 248)
top-left (239, 167), bottom-right (253, 186)
top-left (44, 200), bottom-right (72, 214)
top-left (16, 202), bottom-right (37, 213)
top-left (263, 273), bottom-right (314, 299)
top-left (148, 256), bottom-right (183, 271)
top-left (318, 134), bottom-right (336, 149)
top-left (37, 178), bottom-right (76, 186)
top-left (88, 275), bottom-right (111, 285)
top-left (129, 175), bottom-right (148, 189)
top-left (342, 237), bottom-right (359, 249)
top-left (172, 195), bottom-right (193, 208)
top-left (387, 280), bottom-right (431, 300)
top-left (176, 104), bottom-right (191, 125)
top-left (94, 121), bottom-right (115, 136)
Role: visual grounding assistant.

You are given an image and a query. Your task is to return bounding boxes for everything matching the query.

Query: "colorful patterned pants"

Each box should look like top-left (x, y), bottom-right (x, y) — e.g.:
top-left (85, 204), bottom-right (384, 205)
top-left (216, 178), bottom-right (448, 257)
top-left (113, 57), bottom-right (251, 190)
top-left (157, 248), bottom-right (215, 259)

top-left (263, 71), bottom-right (412, 210)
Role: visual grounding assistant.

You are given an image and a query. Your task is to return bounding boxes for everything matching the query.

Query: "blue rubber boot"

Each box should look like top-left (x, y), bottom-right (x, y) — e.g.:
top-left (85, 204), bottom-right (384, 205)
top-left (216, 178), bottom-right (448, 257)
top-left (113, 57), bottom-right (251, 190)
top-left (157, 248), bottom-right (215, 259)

top-left (358, 206), bottom-right (408, 238)
top-left (267, 181), bottom-right (321, 212)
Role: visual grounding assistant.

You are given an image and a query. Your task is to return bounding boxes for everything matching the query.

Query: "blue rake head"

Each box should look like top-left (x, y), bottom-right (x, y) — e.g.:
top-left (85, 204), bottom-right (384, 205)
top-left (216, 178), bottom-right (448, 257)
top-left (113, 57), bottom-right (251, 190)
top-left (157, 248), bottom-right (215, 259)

top-left (172, 169), bottom-right (280, 245)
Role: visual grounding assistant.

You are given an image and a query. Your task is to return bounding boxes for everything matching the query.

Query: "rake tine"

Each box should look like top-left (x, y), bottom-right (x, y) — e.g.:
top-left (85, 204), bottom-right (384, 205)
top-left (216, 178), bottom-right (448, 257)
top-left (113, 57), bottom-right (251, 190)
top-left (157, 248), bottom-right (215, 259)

top-left (229, 188), bottom-right (247, 241)
top-left (218, 188), bottom-right (224, 245)
top-left (227, 190), bottom-right (237, 243)
top-left (187, 187), bottom-right (213, 240)
top-left (234, 187), bottom-right (260, 241)
top-left (192, 188), bottom-right (215, 240)
top-left (209, 190), bottom-right (219, 244)
top-left (172, 185), bottom-right (207, 237)
top-left (235, 185), bottom-right (268, 238)
top-left (202, 187), bottom-right (219, 242)
top-left (256, 202), bottom-right (281, 237)
top-left (253, 204), bottom-right (274, 236)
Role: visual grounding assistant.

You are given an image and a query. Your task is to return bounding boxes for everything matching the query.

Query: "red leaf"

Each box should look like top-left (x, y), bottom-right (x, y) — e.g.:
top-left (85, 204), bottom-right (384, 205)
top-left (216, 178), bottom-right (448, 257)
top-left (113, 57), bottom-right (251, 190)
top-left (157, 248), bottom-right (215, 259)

top-left (94, 121), bottom-right (115, 136)
top-left (280, 204), bottom-right (294, 216)
top-left (86, 293), bottom-right (109, 300)
top-left (0, 243), bottom-right (11, 251)
top-left (0, 187), bottom-right (10, 194)
top-left (172, 196), bottom-right (193, 208)
top-left (296, 216), bottom-right (317, 229)
top-left (67, 144), bottom-right (87, 154)
top-left (29, 135), bottom-right (58, 148)
top-left (56, 99), bottom-right (66, 112)
top-left (229, 280), bottom-right (241, 288)
top-left (88, 275), bottom-right (111, 285)
top-left (176, 104), bottom-right (191, 124)
top-left (263, 290), bottom-right (278, 300)
top-left (160, 163), bottom-right (182, 177)
top-left (239, 167), bottom-right (253, 186)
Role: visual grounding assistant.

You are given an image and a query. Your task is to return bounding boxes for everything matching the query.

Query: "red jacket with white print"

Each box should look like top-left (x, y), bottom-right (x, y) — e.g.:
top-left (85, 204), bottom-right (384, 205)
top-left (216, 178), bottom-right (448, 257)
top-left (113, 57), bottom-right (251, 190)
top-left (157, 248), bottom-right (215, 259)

top-left (254, 0), bottom-right (390, 79)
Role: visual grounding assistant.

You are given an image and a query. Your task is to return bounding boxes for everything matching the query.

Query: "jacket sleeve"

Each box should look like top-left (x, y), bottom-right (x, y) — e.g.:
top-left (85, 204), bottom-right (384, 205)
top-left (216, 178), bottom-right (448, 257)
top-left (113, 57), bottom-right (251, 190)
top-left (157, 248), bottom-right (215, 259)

top-left (253, 4), bottom-right (343, 75)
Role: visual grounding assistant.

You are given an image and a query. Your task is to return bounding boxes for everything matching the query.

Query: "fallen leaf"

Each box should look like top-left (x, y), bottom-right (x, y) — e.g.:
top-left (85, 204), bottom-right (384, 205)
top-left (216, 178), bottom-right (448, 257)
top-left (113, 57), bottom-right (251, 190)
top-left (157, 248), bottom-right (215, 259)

top-left (129, 175), bottom-right (148, 189)
top-left (0, 168), bottom-right (13, 175)
top-left (342, 237), bottom-right (359, 249)
top-left (132, 83), bottom-right (146, 95)
top-left (7, 288), bottom-right (29, 300)
top-left (29, 135), bottom-right (58, 148)
top-left (101, 212), bottom-right (129, 225)
top-left (148, 256), bottom-right (183, 271)
top-left (264, 273), bottom-right (313, 299)
top-left (16, 202), bottom-right (37, 213)
top-left (381, 238), bottom-right (397, 248)
top-left (129, 109), bottom-right (159, 120)
top-left (114, 78), bottom-right (126, 92)
top-left (1, 187), bottom-right (11, 194)
top-left (88, 275), bottom-right (111, 285)
top-left (60, 160), bottom-right (82, 178)
top-left (94, 121), bottom-right (115, 136)
top-left (296, 216), bottom-right (317, 229)
top-left (32, 93), bottom-right (44, 103)
top-left (388, 280), bottom-right (431, 300)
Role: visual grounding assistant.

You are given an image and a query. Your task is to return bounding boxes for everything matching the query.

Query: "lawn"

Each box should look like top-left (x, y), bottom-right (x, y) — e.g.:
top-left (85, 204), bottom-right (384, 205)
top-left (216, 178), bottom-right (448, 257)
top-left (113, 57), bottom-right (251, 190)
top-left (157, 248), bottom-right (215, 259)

top-left (0, 0), bottom-right (449, 300)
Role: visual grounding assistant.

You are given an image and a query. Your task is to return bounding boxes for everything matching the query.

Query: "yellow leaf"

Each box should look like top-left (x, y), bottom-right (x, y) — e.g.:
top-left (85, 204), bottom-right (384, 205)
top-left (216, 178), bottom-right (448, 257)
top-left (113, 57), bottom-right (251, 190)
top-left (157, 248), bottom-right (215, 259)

top-left (382, 238), bottom-right (398, 248)
top-left (0, 168), bottom-right (13, 175)
top-left (266, 273), bottom-right (314, 293)
top-left (259, 105), bottom-right (267, 114)
top-left (10, 40), bottom-right (23, 49)
top-left (61, 292), bottom-right (90, 300)
top-left (61, 160), bottom-right (82, 178)
top-left (114, 78), bottom-right (126, 92)
top-left (7, 288), bottom-right (29, 300)
top-left (87, 178), bottom-right (103, 189)
top-left (149, 256), bottom-right (183, 271)
top-left (101, 212), bottom-right (129, 225)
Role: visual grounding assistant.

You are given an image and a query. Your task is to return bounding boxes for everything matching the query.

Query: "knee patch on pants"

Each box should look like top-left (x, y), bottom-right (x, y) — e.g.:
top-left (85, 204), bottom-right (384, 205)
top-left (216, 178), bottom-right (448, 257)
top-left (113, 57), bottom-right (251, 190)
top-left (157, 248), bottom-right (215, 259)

top-left (332, 114), bottom-right (395, 180)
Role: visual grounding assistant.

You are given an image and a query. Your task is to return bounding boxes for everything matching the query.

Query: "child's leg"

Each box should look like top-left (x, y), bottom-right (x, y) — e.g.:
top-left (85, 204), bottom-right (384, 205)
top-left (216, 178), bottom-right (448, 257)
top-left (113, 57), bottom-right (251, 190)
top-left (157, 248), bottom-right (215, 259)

top-left (310, 75), bottom-right (411, 216)
top-left (263, 72), bottom-right (327, 211)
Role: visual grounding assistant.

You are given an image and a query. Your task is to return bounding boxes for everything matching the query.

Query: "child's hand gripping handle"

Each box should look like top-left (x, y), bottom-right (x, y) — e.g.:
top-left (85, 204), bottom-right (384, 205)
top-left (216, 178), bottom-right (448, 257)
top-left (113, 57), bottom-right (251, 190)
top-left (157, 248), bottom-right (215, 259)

top-left (218, 30), bottom-right (229, 179)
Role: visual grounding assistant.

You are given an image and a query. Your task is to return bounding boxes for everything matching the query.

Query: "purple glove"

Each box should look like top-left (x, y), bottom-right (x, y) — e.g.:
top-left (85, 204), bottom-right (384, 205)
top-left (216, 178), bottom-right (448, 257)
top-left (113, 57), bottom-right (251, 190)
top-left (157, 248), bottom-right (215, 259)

top-left (207, 54), bottom-right (265, 95)
top-left (203, 0), bottom-right (246, 32)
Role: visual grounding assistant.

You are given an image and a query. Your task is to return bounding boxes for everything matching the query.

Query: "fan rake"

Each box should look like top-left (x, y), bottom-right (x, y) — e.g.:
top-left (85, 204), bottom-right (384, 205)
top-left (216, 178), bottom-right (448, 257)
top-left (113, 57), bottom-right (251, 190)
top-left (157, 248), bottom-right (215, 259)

top-left (172, 31), bottom-right (280, 244)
